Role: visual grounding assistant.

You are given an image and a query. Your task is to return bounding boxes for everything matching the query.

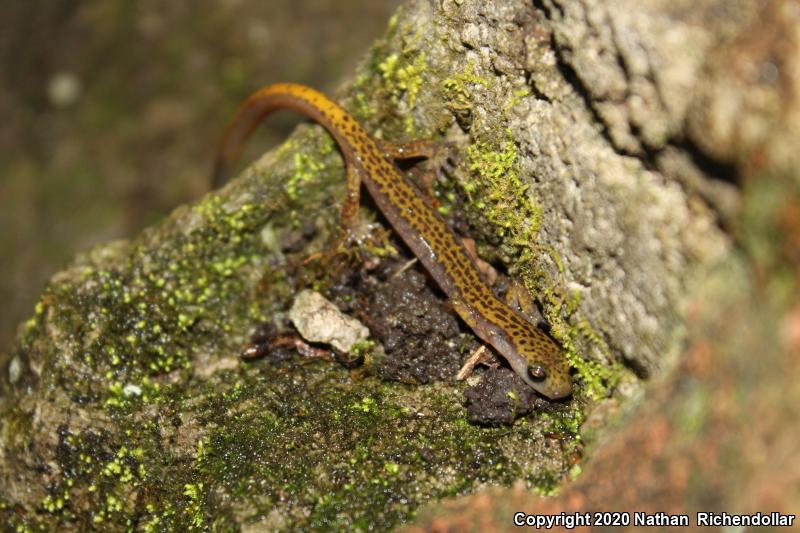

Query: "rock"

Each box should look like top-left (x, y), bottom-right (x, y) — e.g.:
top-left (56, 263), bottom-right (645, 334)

top-left (4, 0), bottom-right (790, 530)
top-left (288, 290), bottom-right (369, 353)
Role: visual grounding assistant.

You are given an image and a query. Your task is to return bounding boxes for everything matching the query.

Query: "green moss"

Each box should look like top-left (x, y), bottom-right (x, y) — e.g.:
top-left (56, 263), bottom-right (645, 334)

top-left (378, 50), bottom-right (428, 111)
top-left (288, 151), bottom-right (328, 201)
top-left (182, 483), bottom-right (207, 529)
top-left (505, 88), bottom-right (531, 111)
top-left (32, 433), bottom-right (150, 528)
top-left (386, 13), bottom-right (399, 34)
top-left (543, 402), bottom-right (585, 439)
top-left (348, 13), bottom-right (430, 136)
top-left (110, 364), bottom-right (560, 531)
top-left (440, 61), bottom-right (491, 118)
top-left (532, 277), bottom-right (622, 400)
top-left (376, 46), bottom-right (428, 135)
top-left (350, 75), bottom-right (378, 122)
top-left (283, 134), bottom-right (337, 203)
top-left (350, 339), bottom-right (376, 356)
top-left (530, 471), bottom-right (562, 497)
top-left (464, 129), bottom-right (542, 264)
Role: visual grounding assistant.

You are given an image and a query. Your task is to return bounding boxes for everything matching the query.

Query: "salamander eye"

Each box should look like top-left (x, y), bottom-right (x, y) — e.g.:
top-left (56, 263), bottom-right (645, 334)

top-left (528, 365), bottom-right (547, 382)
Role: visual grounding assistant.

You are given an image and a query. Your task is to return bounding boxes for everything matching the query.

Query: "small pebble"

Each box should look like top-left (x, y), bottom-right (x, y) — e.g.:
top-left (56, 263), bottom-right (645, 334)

top-left (288, 290), bottom-right (369, 353)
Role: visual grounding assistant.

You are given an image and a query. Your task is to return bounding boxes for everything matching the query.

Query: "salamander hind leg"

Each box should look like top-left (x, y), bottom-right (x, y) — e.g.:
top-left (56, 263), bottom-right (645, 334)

top-left (461, 237), bottom-right (499, 287)
top-left (340, 164), bottom-right (364, 233)
top-left (304, 164), bottom-right (365, 267)
top-left (380, 139), bottom-right (458, 206)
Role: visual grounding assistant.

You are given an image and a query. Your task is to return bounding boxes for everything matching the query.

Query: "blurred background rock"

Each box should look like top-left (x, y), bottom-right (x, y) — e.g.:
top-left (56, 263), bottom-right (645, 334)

top-left (0, 0), bottom-right (400, 352)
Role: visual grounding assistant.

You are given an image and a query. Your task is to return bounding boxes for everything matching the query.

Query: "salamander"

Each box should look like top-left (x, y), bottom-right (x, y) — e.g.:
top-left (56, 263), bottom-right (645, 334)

top-left (213, 83), bottom-right (571, 399)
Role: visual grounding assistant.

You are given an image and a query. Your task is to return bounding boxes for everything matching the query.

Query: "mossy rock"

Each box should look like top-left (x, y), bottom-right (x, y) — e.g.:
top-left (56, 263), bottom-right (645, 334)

top-left (0, 0), bottom-right (744, 530)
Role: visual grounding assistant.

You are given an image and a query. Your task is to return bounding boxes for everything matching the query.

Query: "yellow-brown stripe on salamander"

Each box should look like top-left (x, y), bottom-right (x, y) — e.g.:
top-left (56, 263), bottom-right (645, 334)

top-left (213, 83), bottom-right (572, 399)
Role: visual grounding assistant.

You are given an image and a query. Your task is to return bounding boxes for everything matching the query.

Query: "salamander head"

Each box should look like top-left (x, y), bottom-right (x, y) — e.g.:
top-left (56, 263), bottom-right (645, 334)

top-left (497, 331), bottom-right (572, 399)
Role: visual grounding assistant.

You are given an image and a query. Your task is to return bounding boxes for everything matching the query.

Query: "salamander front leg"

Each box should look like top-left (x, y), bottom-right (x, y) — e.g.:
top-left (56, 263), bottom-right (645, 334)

top-left (505, 282), bottom-right (549, 330)
top-left (379, 139), bottom-right (440, 161)
top-left (384, 139), bottom-right (458, 176)
top-left (380, 139), bottom-right (456, 209)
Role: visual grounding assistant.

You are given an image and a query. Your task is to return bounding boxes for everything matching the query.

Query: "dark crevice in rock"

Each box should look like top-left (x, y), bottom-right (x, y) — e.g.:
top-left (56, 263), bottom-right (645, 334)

top-left (530, 0), bottom-right (640, 163)
top-left (550, 42), bottom-right (617, 151)
top-left (676, 137), bottom-right (741, 187)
